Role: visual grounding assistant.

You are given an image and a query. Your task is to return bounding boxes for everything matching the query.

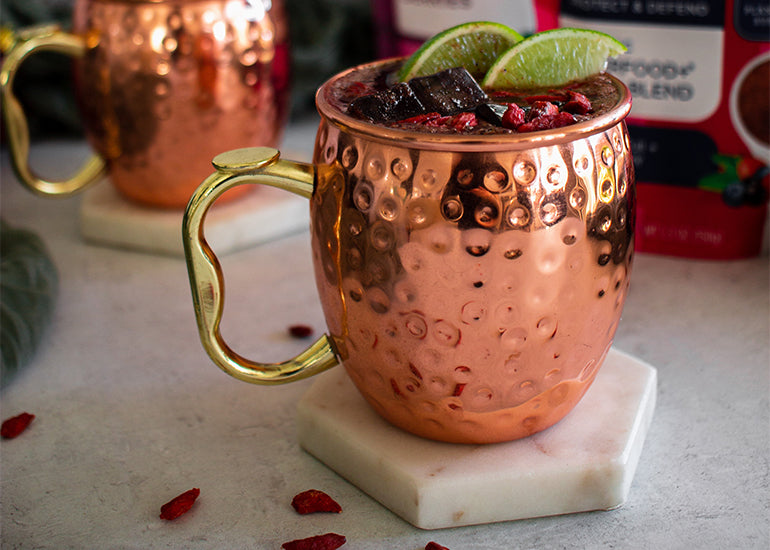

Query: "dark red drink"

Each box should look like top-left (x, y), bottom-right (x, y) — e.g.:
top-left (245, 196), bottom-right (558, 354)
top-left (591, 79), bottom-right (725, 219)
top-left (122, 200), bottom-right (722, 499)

top-left (329, 59), bottom-right (621, 136)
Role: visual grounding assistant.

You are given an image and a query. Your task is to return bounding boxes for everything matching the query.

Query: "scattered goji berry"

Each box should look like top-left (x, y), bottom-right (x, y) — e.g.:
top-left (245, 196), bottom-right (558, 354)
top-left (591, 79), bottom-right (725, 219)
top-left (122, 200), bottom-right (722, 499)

top-left (426, 542), bottom-right (451, 550)
top-left (159, 488), bottom-right (200, 520)
top-left (281, 533), bottom-right (346, 550)
top-left (291, 489), bottom-right (342, 514)
top-left (289, 324), bottom-right (314, 338)
top-left (1, 412), bottom-right (35, 439)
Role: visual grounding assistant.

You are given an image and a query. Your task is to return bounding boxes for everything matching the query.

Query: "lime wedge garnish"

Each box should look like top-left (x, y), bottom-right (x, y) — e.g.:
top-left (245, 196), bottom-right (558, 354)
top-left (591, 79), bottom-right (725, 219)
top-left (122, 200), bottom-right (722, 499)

top-left (397, 21), bottom-right (523, 82)
top-left (481, 28), bottom-right (627, 90)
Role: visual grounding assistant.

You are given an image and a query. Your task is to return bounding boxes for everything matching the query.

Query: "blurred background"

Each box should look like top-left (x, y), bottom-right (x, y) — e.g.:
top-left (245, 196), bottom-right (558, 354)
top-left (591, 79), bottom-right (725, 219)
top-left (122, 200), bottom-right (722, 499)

top-left (0, 0), bottom-right (378, 140)
top-left (1, 0), bottom-right (766, 259)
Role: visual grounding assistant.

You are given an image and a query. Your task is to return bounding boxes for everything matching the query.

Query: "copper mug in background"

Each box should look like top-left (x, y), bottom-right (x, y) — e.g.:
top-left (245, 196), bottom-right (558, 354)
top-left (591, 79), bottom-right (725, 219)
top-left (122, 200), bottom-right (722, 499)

top-left (1, 0), bottom-right (289, 208)
top-left (183, 59), bottom-right (635, 444)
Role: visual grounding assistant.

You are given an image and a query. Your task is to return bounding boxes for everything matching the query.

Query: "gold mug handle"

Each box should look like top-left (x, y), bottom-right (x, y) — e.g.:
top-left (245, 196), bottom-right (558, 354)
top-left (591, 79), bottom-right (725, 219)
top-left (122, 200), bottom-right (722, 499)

top-left (183, 146), bottom-right (340, 384)
top-left (0, 24), bottom-right (106, 197)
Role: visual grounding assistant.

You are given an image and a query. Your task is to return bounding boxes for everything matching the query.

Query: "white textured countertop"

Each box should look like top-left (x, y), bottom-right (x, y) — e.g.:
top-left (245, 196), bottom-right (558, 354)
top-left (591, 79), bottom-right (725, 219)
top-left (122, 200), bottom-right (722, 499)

top-left (1, 121), bottom-right (768, 549)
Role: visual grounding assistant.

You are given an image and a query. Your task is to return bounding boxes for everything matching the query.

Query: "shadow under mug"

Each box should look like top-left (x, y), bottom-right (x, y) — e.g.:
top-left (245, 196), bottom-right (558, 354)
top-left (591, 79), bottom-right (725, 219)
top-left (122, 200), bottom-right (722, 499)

top-left (1, 0), bottom-right (289, 208)
top-left (183, 59), bottom-right (636, 444)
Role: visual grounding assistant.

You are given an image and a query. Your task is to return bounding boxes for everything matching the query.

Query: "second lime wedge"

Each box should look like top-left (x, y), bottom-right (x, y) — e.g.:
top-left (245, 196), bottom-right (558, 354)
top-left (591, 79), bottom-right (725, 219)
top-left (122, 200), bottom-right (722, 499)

top-left (481, 28), bottom-right (627, 90)
top-left (397, 21), bottom-right (523, 82)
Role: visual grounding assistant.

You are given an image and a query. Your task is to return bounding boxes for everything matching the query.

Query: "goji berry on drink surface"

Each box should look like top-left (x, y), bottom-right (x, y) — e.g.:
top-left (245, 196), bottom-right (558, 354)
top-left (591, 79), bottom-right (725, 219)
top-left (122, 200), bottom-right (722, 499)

top-left (527, 100), bottom-right (560, 119)
top-left (281, 533), bottom-right (346, 550)
top-left (450, 112), bottom-right (478, 130)
top-left (288, 324), bottom-right (314, 338)
top-left (524, 92), bottom-right (570, 103)
top-left (400, 112), bottom-right (442, 124)
top-left (159, 488), bottom-right (200, 520)
top-left (1, 412), bottom-right (35, 439)
top-left (563, 91), bottom-right (592, 114)
top-left (345, 82), bottom-right (372, 97)
top-left (424, 115), bottom-right (452, 127)
top-left (291, 489), bottom-right (342, 514)
top-left (518, 111), bottom-right (576, 133)
top-left (425, 542), bottom-right (451, 550)
top-left (501, 103), bottom-right (525, 129)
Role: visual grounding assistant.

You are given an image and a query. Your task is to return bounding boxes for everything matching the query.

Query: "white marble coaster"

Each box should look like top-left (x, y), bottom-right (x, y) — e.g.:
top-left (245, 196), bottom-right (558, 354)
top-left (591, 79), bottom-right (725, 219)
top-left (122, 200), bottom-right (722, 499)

top-left (296, 348), bottom-right (657, 530)
top-left (79, 180), bottom-right (309, 256)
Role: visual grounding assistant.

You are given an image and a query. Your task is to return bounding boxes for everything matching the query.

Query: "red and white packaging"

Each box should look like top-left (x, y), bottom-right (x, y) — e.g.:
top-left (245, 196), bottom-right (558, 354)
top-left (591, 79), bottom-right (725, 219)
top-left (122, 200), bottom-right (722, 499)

top-left (371, 0), bottom-right (768, 258)
top-left (551, 0), bottom-right (769, 259)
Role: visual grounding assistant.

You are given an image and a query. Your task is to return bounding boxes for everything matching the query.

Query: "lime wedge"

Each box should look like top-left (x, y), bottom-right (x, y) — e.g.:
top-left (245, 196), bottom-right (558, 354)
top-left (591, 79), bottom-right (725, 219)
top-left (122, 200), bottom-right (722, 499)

top-left (397, 21), bottom-right (523, 82)
top-left (481, 28), bottom-right (627, 90)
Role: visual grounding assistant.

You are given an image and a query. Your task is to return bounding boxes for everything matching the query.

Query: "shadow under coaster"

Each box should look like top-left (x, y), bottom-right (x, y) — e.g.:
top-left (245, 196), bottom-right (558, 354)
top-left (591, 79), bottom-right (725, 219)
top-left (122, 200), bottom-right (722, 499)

top-left (296, 348), bottom-right (657, 530)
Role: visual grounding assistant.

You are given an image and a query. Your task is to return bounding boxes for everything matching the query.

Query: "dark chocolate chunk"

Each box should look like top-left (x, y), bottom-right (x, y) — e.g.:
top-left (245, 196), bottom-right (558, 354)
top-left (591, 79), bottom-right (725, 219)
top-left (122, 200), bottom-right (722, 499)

top-left (475, 103), bottom-right (510, 126)
top-left (349, 82), bottom-right (425, 122)
top-left (408, 67), bottom-right (489, 115)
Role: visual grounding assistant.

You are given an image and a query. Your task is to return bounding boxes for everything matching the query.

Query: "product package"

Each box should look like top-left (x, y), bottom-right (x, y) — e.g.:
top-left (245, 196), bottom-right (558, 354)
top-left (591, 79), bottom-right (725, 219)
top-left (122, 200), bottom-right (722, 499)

top-left (556, 0), bottom-right (769, 259)
top-left (371, 0), bottom-right (769, 259)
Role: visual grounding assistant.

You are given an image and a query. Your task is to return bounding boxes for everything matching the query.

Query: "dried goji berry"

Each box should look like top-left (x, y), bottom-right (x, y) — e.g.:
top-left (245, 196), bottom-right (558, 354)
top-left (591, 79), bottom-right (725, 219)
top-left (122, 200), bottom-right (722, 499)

top-left (345, 81), bottom-right (371, 97)
top-left (527, 100), bottom-right (560, 120)
top-left (425, 542), bottom-right (450, 550)
top-left (159, 488), bottom-right (200, 520)
top-left (281, 533), bottom-right (346, 550)
top-left (563, 91), bottom-right (592, 115)
top-left (501, 104), bottom-right (525, 129)
top-left (291, 489), bottom-right (342, 514)
top-left (399, 112), bottom-right (442, 124)
top-left (449, 112), bottom-right (478, 130)
top-left (488, 90), bottom-right (523, 101)
top-left (524, 92), bottom-right (569, 103)
top-left (288, 324), bottom-right (314, 338)
top-left (424, 115), bottom-right (453, 127)
top-left (1, 412), bottom-right (35, 439)
top-left (518, 111), bottom-right (576, 133)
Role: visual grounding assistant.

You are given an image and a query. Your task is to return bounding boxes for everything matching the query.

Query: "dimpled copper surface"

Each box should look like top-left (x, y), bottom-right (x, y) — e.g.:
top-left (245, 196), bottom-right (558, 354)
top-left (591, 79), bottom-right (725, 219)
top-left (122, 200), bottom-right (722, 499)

top-left (310, 71), bottom-right (634, 443)
top-left (72, 0), bottom-right (289, 208)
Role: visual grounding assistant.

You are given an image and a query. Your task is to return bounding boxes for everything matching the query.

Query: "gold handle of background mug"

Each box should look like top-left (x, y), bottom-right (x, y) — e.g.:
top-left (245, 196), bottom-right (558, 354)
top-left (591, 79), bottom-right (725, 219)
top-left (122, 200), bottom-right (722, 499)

top-left (0, 24), bottom-right (106, 196)
top-left (183, 146), bottom-right (340, 385)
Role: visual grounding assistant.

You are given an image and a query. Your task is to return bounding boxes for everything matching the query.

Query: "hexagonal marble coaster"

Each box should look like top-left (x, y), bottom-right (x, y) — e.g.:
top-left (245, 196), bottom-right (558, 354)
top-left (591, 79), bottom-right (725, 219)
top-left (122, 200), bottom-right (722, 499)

top-left (79, 179), bottom-right (309, 256)
top-left (296, 348), bottom-right (657, 530)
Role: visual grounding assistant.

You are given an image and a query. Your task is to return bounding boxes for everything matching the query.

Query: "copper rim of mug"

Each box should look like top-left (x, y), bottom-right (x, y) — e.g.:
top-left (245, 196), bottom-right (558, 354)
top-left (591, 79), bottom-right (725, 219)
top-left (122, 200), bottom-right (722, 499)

top-left (315, 57), bottom-right (632, 152)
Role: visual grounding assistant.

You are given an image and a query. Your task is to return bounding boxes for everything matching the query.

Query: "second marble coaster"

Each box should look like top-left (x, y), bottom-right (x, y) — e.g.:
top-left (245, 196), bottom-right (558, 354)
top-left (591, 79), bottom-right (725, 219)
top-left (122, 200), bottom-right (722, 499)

top-left (79, 180), bottom-right (309, 256)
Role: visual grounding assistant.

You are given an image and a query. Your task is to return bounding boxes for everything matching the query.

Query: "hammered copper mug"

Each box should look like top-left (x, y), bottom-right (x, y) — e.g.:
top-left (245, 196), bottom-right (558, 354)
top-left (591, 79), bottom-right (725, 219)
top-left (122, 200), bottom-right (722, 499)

top-left (183, 59), bottom-right (635, 444)
top-left (1, 0), bottom-right (289, 208)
